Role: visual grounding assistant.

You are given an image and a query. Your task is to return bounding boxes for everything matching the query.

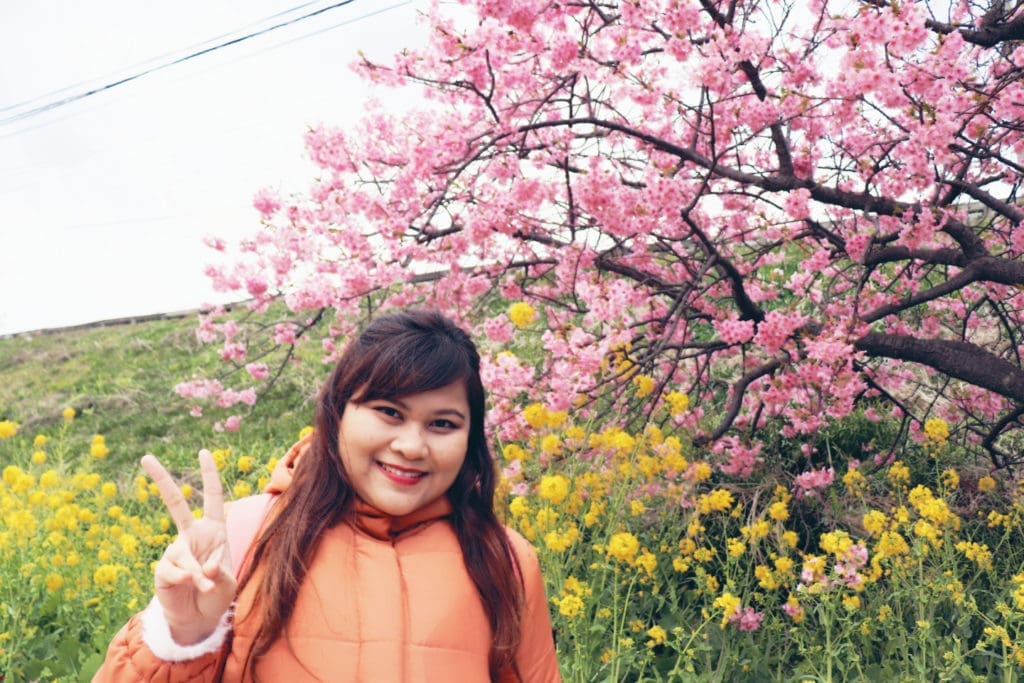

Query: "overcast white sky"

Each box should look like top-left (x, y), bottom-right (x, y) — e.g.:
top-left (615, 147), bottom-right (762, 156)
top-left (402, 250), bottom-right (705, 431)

top-left (0, 0), bottom-right (429, 336)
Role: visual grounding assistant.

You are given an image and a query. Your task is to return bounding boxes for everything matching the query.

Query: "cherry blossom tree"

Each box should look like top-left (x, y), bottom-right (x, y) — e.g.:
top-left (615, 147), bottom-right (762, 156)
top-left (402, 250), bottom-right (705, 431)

top-left (186, 0), bottom-right (1024, 472)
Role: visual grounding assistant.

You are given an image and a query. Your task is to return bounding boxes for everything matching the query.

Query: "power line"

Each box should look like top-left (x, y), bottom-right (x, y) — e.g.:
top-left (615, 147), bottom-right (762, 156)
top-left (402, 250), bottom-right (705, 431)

top-left (0, 1), bottom-right (329, 116)
top-left (0, 0), bottom-right (414, 144)
top-left (0, 0), bottom-right (360, 127)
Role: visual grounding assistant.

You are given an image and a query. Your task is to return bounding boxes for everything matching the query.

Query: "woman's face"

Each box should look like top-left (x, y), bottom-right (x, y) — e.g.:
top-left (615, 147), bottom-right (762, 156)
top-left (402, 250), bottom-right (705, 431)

top-left (337, 380), bottom-right (471, 517)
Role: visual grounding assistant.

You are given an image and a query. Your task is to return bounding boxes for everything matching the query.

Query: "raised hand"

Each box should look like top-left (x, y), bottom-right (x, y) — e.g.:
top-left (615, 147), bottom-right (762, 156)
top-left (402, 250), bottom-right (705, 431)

top-left (141, 449), bottom-right (237, 645)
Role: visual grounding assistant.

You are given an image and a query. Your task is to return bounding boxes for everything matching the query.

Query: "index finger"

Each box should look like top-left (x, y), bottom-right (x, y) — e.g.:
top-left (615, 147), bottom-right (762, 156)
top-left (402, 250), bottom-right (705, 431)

top-left (141, 453), bottom-right (194, 531)
top-left (198, 449), bottom-right (226, 523)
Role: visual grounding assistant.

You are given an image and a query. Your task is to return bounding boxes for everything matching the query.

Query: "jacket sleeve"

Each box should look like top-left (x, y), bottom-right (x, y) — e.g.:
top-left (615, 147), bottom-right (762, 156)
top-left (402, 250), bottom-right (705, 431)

top-left (505, 528), bottom-right (562, 683)
top-left (90, 602), bottom-right (226, 682)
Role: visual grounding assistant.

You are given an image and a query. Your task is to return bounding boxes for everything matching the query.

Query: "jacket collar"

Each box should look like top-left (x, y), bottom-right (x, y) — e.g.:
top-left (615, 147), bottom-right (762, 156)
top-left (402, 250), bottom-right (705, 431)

top-left (351, 495), bottom-right (454, 541)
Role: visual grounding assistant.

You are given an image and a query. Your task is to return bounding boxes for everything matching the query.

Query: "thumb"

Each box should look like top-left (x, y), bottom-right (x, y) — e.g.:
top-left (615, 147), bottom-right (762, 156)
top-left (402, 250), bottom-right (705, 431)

top-left (202, 544), bottom-right (229, 578)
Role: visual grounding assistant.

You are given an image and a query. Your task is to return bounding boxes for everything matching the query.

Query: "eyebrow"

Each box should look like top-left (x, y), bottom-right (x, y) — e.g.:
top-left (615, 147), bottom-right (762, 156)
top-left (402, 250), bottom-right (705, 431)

top-left (387, 397), bottom-right (467, 422)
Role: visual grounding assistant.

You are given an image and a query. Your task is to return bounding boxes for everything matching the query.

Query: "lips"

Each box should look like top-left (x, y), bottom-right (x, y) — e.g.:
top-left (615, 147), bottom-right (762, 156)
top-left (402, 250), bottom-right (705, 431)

top-left (377, 461), bottom-right (428, 484)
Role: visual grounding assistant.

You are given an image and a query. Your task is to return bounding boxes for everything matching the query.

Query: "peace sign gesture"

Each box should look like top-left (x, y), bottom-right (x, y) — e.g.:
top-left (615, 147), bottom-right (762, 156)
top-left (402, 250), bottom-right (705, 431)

top-left (142, 450), bottom-right (237, 645)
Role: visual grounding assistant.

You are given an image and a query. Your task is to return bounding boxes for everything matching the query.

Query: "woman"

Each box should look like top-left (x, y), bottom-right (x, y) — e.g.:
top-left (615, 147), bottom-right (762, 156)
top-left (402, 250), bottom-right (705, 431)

top-left (95, 309), bottom-right (560, 682)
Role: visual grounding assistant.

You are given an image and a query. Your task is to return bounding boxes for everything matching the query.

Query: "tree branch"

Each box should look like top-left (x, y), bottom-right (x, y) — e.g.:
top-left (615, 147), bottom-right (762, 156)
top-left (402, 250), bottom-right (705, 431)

top-left (855, 333), bottom-right (1024, 403)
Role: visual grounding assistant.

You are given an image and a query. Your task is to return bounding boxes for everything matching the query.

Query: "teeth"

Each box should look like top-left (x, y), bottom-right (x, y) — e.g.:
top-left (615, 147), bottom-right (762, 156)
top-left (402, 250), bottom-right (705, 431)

top-left (379, 462), bottom-right (425, 477)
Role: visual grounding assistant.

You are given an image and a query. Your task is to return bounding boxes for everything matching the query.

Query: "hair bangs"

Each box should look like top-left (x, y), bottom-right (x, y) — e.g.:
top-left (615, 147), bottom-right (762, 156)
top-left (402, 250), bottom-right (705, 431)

top-left (355, 330), bottom-right (473, 403)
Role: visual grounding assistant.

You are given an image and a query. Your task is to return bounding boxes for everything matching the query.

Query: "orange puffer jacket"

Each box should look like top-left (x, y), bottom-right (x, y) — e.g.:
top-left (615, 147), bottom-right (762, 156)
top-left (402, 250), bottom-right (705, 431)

top-left (94, 440), bottom-right (561, 682)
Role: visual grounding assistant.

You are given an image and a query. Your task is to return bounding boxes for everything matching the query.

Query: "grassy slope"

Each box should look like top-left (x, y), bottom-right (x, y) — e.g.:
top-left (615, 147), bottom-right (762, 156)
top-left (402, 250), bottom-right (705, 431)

top-left (0, 315), bottom-right (322, 482)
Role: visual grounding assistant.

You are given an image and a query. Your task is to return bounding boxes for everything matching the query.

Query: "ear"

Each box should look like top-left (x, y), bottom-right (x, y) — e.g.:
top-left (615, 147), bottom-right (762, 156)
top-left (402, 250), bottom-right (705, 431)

top-left (266, 432), bottom-right (314, 494)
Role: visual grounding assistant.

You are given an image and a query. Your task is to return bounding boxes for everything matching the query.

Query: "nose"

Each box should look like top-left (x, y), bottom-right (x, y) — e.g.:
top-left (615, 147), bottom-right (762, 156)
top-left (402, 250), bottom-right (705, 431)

top-left (390, 423), bottom-right (428, 460)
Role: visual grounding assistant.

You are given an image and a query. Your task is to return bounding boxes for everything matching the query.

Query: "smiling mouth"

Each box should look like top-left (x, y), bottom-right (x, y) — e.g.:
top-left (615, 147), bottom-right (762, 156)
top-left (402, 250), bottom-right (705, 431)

top-left (377, 461), bottom-right (428, 479)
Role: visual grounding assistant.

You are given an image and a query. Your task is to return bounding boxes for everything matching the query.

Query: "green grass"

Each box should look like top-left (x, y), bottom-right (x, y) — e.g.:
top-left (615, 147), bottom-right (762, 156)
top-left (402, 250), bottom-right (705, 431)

top-left (0, 315), bottom-right (321, 482)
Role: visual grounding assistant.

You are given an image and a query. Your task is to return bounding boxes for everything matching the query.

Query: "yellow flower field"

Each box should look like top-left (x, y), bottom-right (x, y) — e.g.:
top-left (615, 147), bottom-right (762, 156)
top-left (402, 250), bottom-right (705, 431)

top-left (3, 407), bottom-right (1024, 680)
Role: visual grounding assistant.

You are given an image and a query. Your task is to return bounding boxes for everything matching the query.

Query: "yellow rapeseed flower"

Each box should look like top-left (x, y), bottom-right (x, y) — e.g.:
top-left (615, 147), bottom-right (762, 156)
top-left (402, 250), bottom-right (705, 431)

top-left (90, 435), bottom-right (109, 459)
top-left (522, 403), bottom-right (547, 429)
top-left (664, 391), bottom-right (689, 415)
top-left (101, 482), bottom-right (118, 498)
top-left (743, 520), bottom-right (771, 541)
top-left (509, 496), bottom-right (529, 518)
top-left (843, 468), bottom-right (866, 494)
top-left (633, 374), bottom-right (655, 397)
top-left (690, 462), bottom-right (713, 483)
top-left (697, 489), bottom-right (734, 514)
top-left (33, 434), bottom-right (48, 447)
top-left (298, 425), bottom-right (314, 439)
top-left (211, 449), bottom-right (230, 470)
top-left (555, 594), bottom-right (584, 618)
top-left (503, 444), bottom-right (527, 462)
top-left (863, 510), bottom-right (887, 537)
top-left (607, 532), bottom-right (640, 563)
top-left (693, 547), bottom-right (715, 563)
top-left (538, 475), bottom-right (570, 505)
top-left (646, 625), bottom-right (668, 646)
top-left (914, 519), bottom-right (941, 544)
top-left (755, 565), bottom-right (778, 590)
top-left (93, 564), bottom-right (121, 588)
top-left (978, 476), bottom-right (996, 493)
top-left (540, 434), bottom-right (561, 456)
top-left (924, 417), bottom-right (949, 444)
top-left (713, 591), bottom-right (741, 627)
top-left (940, 468), bottom-right (960, 490)
top-left (545, 410), bottom-right (568, 429)
top-left (45, 573), bottom-right (64, 593)
top-left (39, 470), bottom-right (60, 489)
top-left (888, 461), bottom-right (910, 485)
top-left (508, 301), bottom-right (537, 328)
top-left (636, 551), bottom-right (657, 575)
top-left (820, 530), bottom-right (853, 558)
top-left (237, 456), bottom-right (255, 473)
top-left (563, 576), bottom-right (591, 597)
top-left (0, 420), bottom-right (19, 439)
top-left (544, 526), bottom-right (580, 553)
top-left (31, 450), bottom-right (47, 464)
top-left (768, 500), bottom-right (789, 522)
top-left (62, 407), bottom-right (76, 421)
top-left (955, 541), bottom-right (992, 570)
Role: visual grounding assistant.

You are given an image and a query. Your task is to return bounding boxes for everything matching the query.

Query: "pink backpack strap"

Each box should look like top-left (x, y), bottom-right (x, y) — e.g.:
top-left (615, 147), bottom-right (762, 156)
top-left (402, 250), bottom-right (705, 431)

top-left (226, 493), bottom-right (276, 580)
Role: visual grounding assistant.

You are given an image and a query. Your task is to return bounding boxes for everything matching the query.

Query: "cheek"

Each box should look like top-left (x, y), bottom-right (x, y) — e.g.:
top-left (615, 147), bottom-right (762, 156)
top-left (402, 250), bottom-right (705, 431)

top-left (444, 439), bottom-right (471, 478)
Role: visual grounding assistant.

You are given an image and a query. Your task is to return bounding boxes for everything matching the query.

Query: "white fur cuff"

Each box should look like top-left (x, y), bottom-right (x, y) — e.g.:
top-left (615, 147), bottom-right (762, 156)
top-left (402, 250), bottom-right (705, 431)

top-left (140, 597), bottom-right (233, 661)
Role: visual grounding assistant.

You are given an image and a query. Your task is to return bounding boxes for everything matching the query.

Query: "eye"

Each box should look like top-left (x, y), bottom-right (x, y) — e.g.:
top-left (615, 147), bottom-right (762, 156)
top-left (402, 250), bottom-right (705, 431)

top-left (373, 405), bottom-right (401, 419)
top-left (431, 418), bottom-right (461, 431)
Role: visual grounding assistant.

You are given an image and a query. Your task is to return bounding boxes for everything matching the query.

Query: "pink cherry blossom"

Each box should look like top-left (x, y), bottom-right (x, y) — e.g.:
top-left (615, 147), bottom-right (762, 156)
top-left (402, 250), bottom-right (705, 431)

top-left (178, 0), bottom-right (1024, 471)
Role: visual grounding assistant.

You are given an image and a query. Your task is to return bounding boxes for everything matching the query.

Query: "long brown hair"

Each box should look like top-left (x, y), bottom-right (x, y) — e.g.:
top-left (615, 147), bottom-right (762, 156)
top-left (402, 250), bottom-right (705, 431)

top-left (236, 309), bottom-right (524, 680)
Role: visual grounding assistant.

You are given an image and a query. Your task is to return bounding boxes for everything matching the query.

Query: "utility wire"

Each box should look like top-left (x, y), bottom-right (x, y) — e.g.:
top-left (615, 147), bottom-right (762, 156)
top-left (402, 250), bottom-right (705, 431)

top-left (0, 0), bottom-right (360, 127)
top-left (0, 0), bottom-right (329, 116)
top-left (0, 0), bottom-right (414, 145)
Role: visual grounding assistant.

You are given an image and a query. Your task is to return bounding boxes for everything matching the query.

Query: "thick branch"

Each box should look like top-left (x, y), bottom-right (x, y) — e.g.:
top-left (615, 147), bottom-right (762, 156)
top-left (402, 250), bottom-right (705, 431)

top-left (862, 254), bottom-right (1024, 322)
top-left (695, 358), bottom-right (782, 446)
top-left (944, 179), bottom-right (1024, 225)
top-left (926, 14), bottom-right (1024, 47)
top-left (855, 332), bottom-right (1024, 402)
top-left (862, 246), bottom-right (966, 267)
